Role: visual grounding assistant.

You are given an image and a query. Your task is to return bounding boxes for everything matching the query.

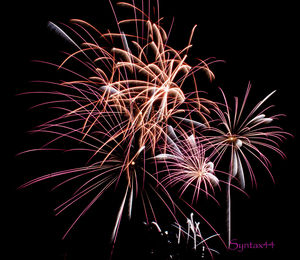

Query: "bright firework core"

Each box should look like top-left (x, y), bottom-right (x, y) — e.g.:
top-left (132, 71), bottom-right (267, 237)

top-left (226, 135), bottom-right (243, 148)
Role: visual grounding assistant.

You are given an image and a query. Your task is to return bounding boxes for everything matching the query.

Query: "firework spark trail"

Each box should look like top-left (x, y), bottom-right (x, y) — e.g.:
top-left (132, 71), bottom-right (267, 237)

top-left (201, 82), bottom-right (291, 245)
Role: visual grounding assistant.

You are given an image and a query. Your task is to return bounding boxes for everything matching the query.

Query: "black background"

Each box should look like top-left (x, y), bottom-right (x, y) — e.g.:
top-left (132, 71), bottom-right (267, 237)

top-left (5, 0), bottom-right (298, 259)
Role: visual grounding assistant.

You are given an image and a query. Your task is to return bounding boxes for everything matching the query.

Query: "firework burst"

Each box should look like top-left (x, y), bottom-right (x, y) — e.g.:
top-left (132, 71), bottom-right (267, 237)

top-left (19, 0), bottom-right (218, 254)
top-left (155, 126), bottom-right (219, 203)
top-left (202, 82), bottom-right (291, 245)
top-left (49, 2), bottom-right (216, 155)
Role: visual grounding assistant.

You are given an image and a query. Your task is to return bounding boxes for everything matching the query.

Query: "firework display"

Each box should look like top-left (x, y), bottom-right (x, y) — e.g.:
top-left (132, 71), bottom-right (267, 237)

top-left (17, 1), bottom-right (291, 259)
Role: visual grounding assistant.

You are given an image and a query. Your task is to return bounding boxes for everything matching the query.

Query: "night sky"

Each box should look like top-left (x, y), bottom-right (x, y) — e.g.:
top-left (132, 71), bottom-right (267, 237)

top-left (6, 1), bottom-right (298, 259)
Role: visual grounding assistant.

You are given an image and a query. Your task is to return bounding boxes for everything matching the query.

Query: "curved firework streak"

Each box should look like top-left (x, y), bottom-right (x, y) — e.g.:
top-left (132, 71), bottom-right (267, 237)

top-left (201, 82), bottom-right (291, 245)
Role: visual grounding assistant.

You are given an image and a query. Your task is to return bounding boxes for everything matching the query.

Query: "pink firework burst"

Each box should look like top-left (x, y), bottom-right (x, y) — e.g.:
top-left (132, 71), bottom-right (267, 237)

top-left (155, 126), bottom-right (219, 203)
top-left (202, 82), bottom-right (291, 245)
